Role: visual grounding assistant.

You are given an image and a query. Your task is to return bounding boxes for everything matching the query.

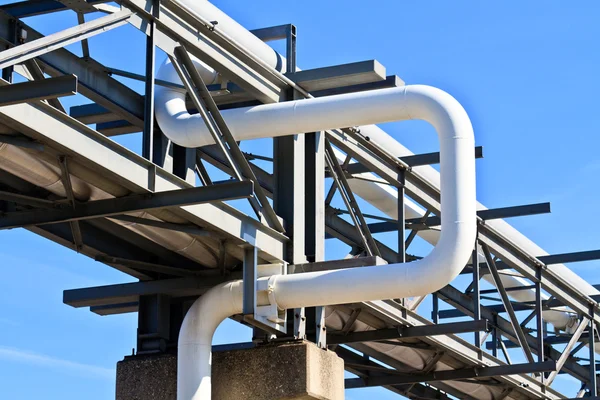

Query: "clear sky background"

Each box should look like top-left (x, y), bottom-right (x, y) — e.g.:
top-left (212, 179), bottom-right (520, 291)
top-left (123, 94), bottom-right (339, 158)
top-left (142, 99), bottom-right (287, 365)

top-left (1, 1), bottom-right (599, 399)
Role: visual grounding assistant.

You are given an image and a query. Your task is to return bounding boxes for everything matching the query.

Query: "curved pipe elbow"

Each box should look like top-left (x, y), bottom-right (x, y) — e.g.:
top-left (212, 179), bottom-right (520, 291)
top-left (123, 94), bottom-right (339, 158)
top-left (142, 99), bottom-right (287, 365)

top-left (177, 281), bottom-right (243, 400)
top-left (175, 84), bottom-right (476, 399)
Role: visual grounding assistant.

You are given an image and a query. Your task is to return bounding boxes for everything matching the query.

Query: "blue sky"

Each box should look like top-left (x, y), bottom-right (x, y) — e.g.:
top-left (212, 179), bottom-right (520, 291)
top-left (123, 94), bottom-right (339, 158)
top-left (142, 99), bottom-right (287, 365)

top-left (0, 1), bottom-right (599, 399)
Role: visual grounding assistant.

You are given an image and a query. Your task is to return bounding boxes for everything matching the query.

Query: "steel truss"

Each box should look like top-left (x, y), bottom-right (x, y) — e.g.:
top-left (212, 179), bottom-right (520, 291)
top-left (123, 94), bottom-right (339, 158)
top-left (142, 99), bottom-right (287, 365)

top-left (0, 1), bottom-right (599, 399)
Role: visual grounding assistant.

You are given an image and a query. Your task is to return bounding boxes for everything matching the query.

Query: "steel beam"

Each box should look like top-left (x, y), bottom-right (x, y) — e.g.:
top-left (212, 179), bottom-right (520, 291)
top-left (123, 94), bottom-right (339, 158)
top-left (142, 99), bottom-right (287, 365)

top-left (64, 273), bottom-right (242, 308)
top-left (123, 0), bottom-right (283, 104)
top-left (0, 0), bottom-right (110, 17)
top-left (328, 320), bottom-right (488, 345)
top-left (291, 256), bottom-right (386, 273)
top-left (95, 255), bottom-right (198, 277)
top-left (58, 155), bottom-right (83, 251)
top-left (324, 138), bottom-right (380, 256)
top-left (360, 301), bottom-right (563, 398)
top-left (438, 302), bottom-right (540, 319)
top-left (96, 120), bottom-right (139, 136)
top-left (539, 249), bottom-right (600, 265)
top-left (250, 24), bottom-right (291, 42)
top-left (0, 10), bottom-right (133, 71)
top-left (0, 12), bottom-right (145, 126)
top-left (0, 99), bottom-right (287, 262)
top-left (242, 246), bottom-right (257, 316)
top-left (76, 12), bottom-right (90, 57)
top-left (136, 293), bottom-right (170, 353)
top-left (473, 235), bottom-right (482, 354)
top-left (366, 202), bottom-right (551, 234)
top-left (345, 360), bottom-right (556, 388)
top-left (546, 317), bottom-right (589, 385)
top-left (311, 75), bottom-right (403, 98)
top-left (58, 0), bottom-right (99, 13)
top-left (69, 103), bottom-right (120, 124)
top-left (342, 146), bottom-right (483, 176)
top-left (591, 318), bottom-right (598, 396)
top-left (304, 132), bottom-right (325, 263)
top-left (0, 190), bottom-right (58, 209)
top-left (0, 170), bottom-right (207, 276)
top-left (91, 302), bottom-right (138, 315)
top-left (489, 332), bottom-right (595, 349)
top-left (463, 247), bottom-right (600, 275)
top-left (172, 46), bottom-right (283, 232)
top-left (335, 346), bottom-right (453, 400)
top-left (0, 75), bottom-right (77, 106)
top-left (21, 59), bottom-right (66, 112)
top-left (142, 0), bottom-right (159, 161)
top-left (482, 243), bottom-right (535, 363)
top-left (0, 134), bottom-right (44, 151)
top-left (109, 214), bottom-right (210, 236)
top-left (285, 60), bottom-right (386, 92)
top-left (0, 181), bottom-right (253, 229)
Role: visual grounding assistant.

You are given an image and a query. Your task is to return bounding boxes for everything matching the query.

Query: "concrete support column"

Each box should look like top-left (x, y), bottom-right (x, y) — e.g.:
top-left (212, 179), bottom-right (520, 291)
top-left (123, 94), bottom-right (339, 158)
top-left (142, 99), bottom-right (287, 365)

top-left (116, 341), bottom-right (345, 400)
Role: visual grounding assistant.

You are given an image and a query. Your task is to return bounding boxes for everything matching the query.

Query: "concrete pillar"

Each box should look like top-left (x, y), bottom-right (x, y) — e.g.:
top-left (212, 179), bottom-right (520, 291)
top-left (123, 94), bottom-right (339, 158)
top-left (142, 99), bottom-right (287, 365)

top-left (116, 340), bottom-right (344, 400)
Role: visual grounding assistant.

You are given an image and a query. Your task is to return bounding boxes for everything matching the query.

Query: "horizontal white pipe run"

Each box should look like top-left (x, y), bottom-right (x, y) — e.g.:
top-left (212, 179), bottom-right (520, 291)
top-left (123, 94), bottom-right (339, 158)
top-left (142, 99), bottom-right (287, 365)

top-left (174, 84), bottom-right (476, 399)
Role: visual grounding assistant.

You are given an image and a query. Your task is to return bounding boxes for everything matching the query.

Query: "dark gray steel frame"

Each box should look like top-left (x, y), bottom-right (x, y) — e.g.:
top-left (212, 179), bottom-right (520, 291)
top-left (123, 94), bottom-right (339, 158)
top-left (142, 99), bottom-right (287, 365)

top-left (0, 0), bottom-right (599, 398)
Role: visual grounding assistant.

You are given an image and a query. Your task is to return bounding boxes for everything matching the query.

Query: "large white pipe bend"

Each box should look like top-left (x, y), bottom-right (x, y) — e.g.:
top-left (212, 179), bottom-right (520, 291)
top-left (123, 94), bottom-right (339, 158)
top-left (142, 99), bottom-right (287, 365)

top-left (173, 85), bottom-right (476, 399)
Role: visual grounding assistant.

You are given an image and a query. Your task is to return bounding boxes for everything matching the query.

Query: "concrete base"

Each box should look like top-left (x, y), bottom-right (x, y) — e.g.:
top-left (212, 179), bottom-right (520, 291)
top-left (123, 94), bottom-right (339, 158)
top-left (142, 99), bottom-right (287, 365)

top-left (116, 341), bottom-right (344, 400)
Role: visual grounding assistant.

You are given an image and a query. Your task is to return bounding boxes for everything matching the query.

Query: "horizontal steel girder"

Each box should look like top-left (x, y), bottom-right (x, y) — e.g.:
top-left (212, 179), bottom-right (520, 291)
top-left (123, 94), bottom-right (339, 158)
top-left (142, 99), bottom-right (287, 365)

top-left (64, 273), bottom-right (242, 308)
top-left (345, 360), bottom-right (556, 388)
top-left (337, 146), bottom-right (483, 174)
top-left (0, 98), bottom-right (286, 262)
top-left (340, 202), bottom-right (550, 235)
top-left (0, 181), bottom-right (253, 229)
top-left (0, 9), bottom-right (133, 71)
top-left (0, 0), bottom-right (109, 18)
top-left (0, 75), bottom-right (77, 106)
top-left (0, 9), bottom-right (145, 126)
top-left (328, 320), bottom-right (489, 345)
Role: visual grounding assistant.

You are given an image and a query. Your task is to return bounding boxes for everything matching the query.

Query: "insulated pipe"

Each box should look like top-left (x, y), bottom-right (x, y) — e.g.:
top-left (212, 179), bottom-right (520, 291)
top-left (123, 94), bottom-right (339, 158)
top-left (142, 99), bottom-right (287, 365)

top-left (176, 85), bottom-right (476, 399)
top-left (160, 0), bottom-right (599, 336)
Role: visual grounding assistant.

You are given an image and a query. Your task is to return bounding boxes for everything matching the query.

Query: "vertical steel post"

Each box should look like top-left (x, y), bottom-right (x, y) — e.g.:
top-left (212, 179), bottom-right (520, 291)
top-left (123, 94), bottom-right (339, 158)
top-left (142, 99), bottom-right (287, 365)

top-left (535, 266), bottom-right (545, 371)
top-left (315, 305), bottom-right (326, 349)
top-left (275, 23), bottom-right (307, 338)
top-left (590, 312), bottom-right (597, 396)
top-left (142, 0), bottom-right (159, 161)
top-left (137, 294), bottom-right (170, 354)
top-left (397, 170), bottom-right (406, 263)
top-left (432, 293), bottom-right (439, 324)
top-left (242, 246), bottom-right (257, 316)
top-left (2, 18), bottom-right (16, 82)
top-left (491, 318), bottom-right (498, 358)
top-left (472, 230), bottom-right (481, 354)
top-left (305, 131), bottom-right (325, 263)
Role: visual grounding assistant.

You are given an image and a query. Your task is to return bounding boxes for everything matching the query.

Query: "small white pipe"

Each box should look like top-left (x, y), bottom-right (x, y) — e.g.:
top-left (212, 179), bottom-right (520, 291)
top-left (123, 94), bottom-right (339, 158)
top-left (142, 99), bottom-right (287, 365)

top-left (175, 85), bottom-right (476, 399)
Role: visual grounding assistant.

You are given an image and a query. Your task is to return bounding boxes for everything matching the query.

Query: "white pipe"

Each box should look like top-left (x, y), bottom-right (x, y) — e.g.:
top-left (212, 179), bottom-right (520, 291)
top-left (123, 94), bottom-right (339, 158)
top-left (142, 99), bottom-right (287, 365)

top-left (168, 1), bottom-right (600, 325)
top-left (175, 84), bottom-right (476, 399)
